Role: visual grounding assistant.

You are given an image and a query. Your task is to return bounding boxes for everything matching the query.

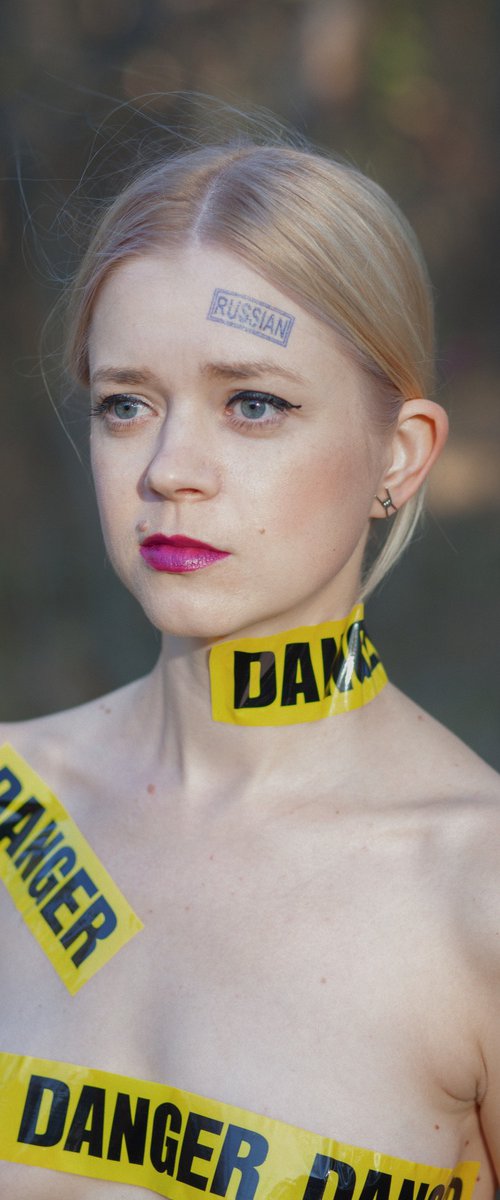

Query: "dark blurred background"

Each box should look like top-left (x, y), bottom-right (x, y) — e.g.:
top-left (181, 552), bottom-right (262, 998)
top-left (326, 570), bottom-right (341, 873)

top-left (0, 0), bottom-right (499, 767)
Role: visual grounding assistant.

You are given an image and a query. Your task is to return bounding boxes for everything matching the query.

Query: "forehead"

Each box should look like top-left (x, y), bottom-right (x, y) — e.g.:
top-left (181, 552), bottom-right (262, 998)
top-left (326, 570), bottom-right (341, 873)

top-left (88, 245), bottom-right (348, 379)
top-left (86, 246), bottom-right (366, 415)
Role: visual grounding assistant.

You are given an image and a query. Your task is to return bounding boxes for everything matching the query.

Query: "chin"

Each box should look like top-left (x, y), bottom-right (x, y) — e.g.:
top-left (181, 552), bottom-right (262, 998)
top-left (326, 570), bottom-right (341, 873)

top-left (139, 600), bottom-right (298, 645)
top-left (138, 597), bottom-right (248, 643)
top-left (140, 591), bottom-right (312, 644)
top-left (126, 566), bottom-right (352, 643)
top-left (115, 567), bottom-right (234, 640)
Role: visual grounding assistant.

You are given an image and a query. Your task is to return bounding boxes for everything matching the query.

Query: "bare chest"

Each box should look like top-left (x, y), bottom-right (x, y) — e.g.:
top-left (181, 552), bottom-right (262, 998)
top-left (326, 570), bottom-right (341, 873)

top-left (0, 796), bottom-right (491, 1198)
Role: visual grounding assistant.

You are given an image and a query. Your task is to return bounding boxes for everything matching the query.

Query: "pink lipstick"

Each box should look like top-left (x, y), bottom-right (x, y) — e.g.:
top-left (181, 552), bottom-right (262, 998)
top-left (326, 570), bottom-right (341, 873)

top-left (139, 534), bottom-right (230, 573)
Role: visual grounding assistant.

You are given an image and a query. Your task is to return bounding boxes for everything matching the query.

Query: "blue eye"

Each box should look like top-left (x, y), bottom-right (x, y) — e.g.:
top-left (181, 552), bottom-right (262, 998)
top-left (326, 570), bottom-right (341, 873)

top-left (239, 396), bottom-right (270, 420)
top-left (109, 396), bottom-right (141, 420)
top-left (91, 394), bottom-right (145, 422)
top-left (228, 391), bottom-right (301, 426)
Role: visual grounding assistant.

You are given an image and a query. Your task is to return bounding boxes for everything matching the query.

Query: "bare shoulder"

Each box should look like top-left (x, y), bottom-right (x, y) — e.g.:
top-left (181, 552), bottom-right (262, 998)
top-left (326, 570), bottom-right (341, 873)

top-left (380, 681), bottom-right (500, 801)
top-left (0, 677), bottom-right (145, 791)
top-left (380, 688), bottom-right (500, 1169)
top-left (381, 682), bottom-right (500, 946)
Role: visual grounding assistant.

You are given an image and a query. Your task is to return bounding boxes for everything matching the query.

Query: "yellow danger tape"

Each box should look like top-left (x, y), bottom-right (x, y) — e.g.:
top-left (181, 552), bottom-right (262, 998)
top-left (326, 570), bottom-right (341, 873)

top-left (210, 604), bottom-right (387, 725)
top-left (0, 746), bottom-right (143, 994)
top-left (0, 1052), bottom-right (479, 1199)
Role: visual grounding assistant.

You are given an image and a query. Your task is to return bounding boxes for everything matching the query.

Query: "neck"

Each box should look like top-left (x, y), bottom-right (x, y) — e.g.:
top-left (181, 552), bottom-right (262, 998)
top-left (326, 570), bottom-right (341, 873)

top-left (127, 607), bottom-right (386, 801)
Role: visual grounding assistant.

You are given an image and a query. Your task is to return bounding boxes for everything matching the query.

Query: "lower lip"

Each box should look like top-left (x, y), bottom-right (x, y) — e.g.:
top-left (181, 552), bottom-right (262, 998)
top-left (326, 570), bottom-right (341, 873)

top-left (140, 544), bottom-right (230, 573)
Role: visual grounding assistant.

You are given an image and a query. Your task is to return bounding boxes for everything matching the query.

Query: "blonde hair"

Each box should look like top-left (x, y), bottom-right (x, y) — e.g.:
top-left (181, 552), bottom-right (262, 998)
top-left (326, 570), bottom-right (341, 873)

top-left (66, 141), bottom-right (435, 596)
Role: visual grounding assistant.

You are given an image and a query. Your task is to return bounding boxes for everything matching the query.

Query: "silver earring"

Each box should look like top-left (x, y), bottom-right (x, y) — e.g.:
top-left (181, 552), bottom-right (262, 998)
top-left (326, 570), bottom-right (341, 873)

top-left (376, 488), bottom-right (398, 517)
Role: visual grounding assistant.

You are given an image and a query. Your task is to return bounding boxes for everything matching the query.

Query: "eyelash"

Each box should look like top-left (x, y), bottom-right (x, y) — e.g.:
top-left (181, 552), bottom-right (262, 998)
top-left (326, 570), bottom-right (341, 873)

top-left (90, 390), bottom-right (302, 430)
top-left (90, 394), bottom-right (145, 424)
top-left (226, 390), bottom-right (301, 428)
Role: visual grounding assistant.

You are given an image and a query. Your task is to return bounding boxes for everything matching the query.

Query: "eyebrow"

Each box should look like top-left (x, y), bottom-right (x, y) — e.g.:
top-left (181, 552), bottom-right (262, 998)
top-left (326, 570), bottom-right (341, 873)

top-left (90, 360), bottom-right (307, 390)
top-left (90, 367), bottom-right (158, 389)
top-left (200, 359), bottom-right (307, 385)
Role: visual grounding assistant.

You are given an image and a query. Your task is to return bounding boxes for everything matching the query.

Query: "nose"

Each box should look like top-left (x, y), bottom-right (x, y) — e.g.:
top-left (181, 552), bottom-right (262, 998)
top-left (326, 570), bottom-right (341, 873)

top-left (141, 411), bottom-right (220, 502)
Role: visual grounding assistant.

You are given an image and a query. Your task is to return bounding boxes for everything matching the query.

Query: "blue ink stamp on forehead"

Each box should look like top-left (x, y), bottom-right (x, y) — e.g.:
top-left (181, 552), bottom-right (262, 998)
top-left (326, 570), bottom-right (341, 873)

top-left (207, 288), bottom-right (295, 348)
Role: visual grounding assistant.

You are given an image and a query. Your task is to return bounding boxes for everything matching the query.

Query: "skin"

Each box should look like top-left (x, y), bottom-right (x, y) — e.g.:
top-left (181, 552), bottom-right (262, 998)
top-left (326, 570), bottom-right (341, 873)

top-left (1, 245), bottom-right (500, 1199)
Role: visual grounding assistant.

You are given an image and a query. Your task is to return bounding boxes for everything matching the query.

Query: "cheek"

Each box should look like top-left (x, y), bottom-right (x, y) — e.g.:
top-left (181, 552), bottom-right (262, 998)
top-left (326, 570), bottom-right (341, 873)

top-left (91, 432), bottom-right (131, 493)
top-left (250, 438), bottom-right (371, 541)
top-left (90, 443), bottom-right (133, 540)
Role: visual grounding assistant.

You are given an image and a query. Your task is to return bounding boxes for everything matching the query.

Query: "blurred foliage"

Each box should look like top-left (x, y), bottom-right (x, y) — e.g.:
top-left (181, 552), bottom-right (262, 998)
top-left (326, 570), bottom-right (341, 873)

top-left (0, 0), bottom-right (499, 766)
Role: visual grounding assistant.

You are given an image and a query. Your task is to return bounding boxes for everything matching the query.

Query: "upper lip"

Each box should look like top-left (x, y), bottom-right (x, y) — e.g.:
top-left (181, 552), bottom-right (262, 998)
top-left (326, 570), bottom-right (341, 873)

top-left (141, 534), bottom-right (228, 553)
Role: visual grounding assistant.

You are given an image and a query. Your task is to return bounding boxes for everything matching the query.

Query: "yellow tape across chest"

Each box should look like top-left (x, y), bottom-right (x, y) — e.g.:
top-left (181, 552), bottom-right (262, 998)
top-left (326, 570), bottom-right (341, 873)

top-left (0, 1053), bottom-right (479, 1199)
top-left (209, 605), bottom-right (387, 726)
top-left (0, 746), bottom-right (143, 994)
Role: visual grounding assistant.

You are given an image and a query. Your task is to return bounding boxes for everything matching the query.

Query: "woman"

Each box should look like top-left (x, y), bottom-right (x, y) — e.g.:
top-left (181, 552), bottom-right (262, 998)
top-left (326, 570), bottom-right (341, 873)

top-left (1, 141), bottom-right (499, 1199)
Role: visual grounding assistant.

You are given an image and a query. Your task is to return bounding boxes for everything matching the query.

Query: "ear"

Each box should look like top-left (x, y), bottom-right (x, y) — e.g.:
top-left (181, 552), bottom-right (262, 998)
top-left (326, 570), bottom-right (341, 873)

top-left (370, 399), bottom-right (449, 519)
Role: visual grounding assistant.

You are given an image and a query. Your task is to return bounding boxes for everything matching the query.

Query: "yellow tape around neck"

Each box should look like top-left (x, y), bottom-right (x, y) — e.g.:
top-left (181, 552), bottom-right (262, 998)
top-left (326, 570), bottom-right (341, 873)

top-left (209, 604), bottom-right (387, 726)
top-left (0, 1052), bottom-right (479, 1199)
top-left (0, 746), bottom-right (143, 994)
